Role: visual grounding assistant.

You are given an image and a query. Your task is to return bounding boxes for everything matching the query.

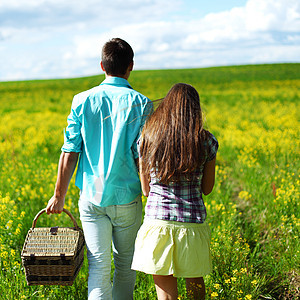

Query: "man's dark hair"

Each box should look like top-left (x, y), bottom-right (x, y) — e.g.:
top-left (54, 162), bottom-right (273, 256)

top-left (101, 38), bottom-right (134, 76)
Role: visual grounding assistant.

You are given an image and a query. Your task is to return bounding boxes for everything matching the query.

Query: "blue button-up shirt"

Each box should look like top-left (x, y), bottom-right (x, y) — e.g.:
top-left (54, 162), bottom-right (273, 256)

top-left (61, 77), bottom-right (153, 207)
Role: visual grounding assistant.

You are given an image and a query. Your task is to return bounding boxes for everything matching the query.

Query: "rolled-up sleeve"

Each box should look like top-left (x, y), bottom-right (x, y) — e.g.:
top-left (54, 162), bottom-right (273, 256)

top-left (61, 99), bottom-right (83, 153)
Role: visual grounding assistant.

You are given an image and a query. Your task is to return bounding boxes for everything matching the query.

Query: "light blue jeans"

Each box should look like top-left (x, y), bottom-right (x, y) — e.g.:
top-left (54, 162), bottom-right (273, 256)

top-left (79, 196), bottom-right (142, 300)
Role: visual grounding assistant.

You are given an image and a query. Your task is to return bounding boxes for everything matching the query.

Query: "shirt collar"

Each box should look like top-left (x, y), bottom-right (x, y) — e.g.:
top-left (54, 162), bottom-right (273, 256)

top-left (100, 76), bottom-right (133, 89)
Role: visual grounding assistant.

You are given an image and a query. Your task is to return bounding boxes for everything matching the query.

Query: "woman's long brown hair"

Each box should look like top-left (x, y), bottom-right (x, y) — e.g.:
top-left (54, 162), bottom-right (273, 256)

top-left (139, 83), bottom-right (208, 184)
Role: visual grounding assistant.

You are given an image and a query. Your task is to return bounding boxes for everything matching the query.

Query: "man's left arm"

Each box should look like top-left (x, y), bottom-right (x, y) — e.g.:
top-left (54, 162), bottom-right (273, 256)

top-left (46, 151), bottom-right (79, 214)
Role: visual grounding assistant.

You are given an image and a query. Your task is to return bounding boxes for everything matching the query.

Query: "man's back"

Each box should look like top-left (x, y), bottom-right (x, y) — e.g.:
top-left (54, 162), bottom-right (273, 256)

top-left (62, 76), bottom-right (153, 207)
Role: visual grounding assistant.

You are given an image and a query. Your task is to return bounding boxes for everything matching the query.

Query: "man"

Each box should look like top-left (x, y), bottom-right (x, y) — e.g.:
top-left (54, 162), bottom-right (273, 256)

top-left (46, 38), bottom-right (153, 299)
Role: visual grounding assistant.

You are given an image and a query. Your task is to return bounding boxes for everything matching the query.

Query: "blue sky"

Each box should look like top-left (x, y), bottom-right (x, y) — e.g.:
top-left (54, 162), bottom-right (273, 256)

top-left (0, 0), bottom-right (299, 81)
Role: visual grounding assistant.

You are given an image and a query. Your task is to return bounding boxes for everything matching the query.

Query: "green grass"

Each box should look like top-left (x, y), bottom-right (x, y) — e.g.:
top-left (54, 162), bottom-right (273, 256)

top-left (0, 63), bottom-right (299, 299)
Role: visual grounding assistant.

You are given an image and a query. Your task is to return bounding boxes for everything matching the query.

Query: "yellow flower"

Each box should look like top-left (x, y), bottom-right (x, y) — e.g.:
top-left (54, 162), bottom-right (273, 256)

top-left (231, 277), bottom-right (237, 282)
top-left (0, 251), bottom-right (8, 259)
top-left (211, 292), bottom-right (218, 298)
top-left (6, 220), bottom-right (13, 229)
top-left (15, 227), bottom-right (21, 235)
top-left (214, 283), bottom-right (220, 290)
top-left (225, 279), bottom-right (230, 284)
top-left (251, 279), bottom-right (258, 285)
top-left (245, 295), bottom-right (252, 300)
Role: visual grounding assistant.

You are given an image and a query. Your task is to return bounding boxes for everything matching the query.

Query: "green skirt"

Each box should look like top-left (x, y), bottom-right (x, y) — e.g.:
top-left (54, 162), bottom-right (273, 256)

top-left (131, 218), bottom-right (212, 278)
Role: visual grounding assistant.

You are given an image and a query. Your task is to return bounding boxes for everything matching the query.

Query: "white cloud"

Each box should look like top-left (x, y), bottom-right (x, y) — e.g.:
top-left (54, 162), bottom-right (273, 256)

top-left (245, 0), bottom-right (300, 31)
top-left (84, 0), bottom-right (299, 64)
top-left (0, 0), bottom-right (299, 81)
top-left (245, 44), bottom-right (299, 66)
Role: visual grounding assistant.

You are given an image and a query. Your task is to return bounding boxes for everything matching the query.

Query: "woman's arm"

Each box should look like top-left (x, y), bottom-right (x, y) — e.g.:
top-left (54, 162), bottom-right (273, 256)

top-left (139, 159), bottom-right (150, 197)
top-left (140, 173), bottom-right (150, 197)
top-left (201, 157), bottom-right (216, 195)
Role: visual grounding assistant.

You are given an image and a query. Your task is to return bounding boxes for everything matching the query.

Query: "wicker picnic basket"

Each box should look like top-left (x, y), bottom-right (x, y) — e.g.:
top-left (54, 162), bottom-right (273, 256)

top-left (21, 208), bottom-right (85, 286)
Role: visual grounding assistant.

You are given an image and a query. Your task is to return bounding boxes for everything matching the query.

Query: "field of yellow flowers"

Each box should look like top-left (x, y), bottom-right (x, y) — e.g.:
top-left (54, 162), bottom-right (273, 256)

top-left (0, 64), bottom-right (299, 299)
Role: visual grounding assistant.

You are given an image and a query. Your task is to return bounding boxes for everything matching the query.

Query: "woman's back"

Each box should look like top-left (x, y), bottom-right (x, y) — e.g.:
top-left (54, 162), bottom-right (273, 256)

top-left (143, 131), bottom-right (218, 223)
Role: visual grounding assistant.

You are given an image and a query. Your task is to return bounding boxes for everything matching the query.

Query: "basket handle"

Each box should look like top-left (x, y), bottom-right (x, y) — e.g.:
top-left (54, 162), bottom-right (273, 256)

top-left (31, 208), bottom-right (80, 230)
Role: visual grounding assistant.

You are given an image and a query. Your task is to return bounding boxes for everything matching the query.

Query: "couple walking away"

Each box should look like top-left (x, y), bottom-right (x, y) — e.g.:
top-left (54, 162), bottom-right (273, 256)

top-left (46, 38), bottom-right (218, 300)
